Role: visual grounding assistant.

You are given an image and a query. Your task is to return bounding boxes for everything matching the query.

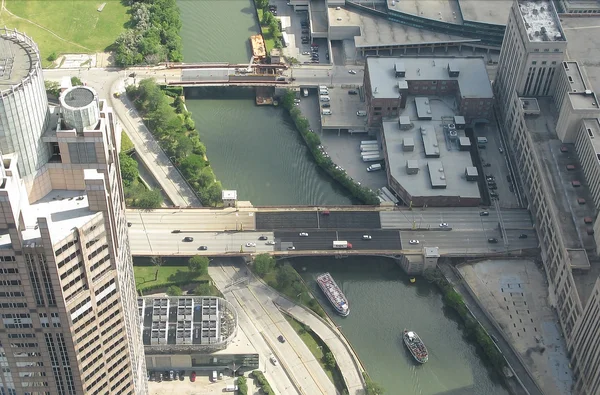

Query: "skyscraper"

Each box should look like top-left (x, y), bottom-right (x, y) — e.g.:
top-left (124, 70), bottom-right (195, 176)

top-left (0, 28), bottom-right (147, 394)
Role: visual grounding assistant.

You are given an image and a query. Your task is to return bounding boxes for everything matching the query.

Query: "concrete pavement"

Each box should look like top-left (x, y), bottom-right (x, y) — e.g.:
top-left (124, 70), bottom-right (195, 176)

top-left (210, 261), bottom-right (336, 395)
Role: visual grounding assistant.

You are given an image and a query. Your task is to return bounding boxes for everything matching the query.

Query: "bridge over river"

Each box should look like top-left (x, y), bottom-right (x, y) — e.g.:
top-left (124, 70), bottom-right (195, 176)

top-left (127, 206), bottom-right (538, 258)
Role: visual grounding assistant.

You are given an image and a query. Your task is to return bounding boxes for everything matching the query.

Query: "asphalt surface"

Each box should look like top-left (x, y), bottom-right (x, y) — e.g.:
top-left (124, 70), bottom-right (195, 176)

top-left (256, 211), bottom-right (381, 230)
top-left (274, 230), bottom-right (401, 251)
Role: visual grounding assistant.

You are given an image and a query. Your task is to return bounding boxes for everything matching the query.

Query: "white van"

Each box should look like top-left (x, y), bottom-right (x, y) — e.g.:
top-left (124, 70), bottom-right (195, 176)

top-left (320, 96), bottom-right (330, 102)
top-left (477, 137), bottom-right (488, 144)
top-left (322, 109), bottom-right (332, 115)
top-left (356, 110), bottom-right (367, 117)
top-left (367, 163), bottom-right (382, 172)
top-left (211, 371), bottom-right (217, 382)
top-left (224, 385), bottom-right (238, 392)
top-left (319, 85), bottom-right (328, 91)
top-left (319, 89), bottom-right (329, 96)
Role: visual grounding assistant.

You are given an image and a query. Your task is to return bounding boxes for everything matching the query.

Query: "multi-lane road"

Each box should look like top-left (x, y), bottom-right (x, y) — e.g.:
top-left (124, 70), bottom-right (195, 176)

top-left (126, 208), bottom-right (538, 256)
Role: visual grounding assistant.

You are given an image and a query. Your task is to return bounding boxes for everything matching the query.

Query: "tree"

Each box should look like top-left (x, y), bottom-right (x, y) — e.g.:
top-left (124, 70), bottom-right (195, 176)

top-left (193, 283), bottom-right (213, 296)
top-left (179, 154), bottom-right (205, 180)
top-left (281, 90), bottom-right (296, 110)
top-left (323, 352), bottom-right (336, 369)
top-left (44, 81), bottom-right (61, 97)
top-left (363, 372), bottom-right (384, 395)
top-left (205, 181), bottom-right (223, 207)
top-left (134, 189), bottom-right (161, 209)
top-left (253, 254), bottom-right (275, 277)
top-left (166, 285), bottom-right (182, 296)
top-left (276, 263), bottom-right (298, 288)
top-left (188, 255), bottom-right (209, 275)
top-left (47, 52), bottom-right (58, 62)
top-left (119, 153), bottom-right (139, 187)
top-left (151, 256), bottom-right (164, 281)
top-left (70, 76), bottom-right (83, 86)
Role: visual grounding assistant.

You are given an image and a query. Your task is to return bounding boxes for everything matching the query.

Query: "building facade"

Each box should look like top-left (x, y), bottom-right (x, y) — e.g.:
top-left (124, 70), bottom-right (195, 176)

top-left (0, 29), bottom-right (147, 395)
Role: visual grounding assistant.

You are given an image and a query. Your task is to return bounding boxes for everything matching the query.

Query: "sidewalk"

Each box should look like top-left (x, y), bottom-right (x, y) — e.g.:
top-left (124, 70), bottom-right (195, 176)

top-left (111, 92), bottom-right (201, 207)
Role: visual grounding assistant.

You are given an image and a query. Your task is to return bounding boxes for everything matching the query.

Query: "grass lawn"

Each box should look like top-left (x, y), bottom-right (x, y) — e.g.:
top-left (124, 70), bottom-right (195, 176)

top-left (134, 265), bottom-right (210, 289)
top-left (284, 315), bottom-right (347, 393)
top-left (256, 8), bottom-right (278, 54)
top-left (0, 0), bottom-right (129, 64)
top-left (121, 131), bottom-right (134, 153)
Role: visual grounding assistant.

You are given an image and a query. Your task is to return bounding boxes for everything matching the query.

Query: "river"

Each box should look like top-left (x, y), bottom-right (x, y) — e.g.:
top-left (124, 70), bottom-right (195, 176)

top-left (177, 1), bottom-right (509, 394)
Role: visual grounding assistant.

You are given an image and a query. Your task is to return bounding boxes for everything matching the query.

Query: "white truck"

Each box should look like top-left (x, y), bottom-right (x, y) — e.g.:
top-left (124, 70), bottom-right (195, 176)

top-left (361, 140), bottom-right (378, 145)
top-left (360, 146), bottom-right (380, 152)
top-left (367, 163), bottom-right (382, 172)
top-left (362, 154), bottom-right (382, 162)
top-left (303, 88), bottom-right (308, 97)
top-left (333, 241), bottom-right (352, 249)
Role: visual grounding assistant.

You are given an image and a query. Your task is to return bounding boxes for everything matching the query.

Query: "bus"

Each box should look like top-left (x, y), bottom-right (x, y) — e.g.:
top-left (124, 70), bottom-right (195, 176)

top-left (281, 32), bottom-right (289, 47)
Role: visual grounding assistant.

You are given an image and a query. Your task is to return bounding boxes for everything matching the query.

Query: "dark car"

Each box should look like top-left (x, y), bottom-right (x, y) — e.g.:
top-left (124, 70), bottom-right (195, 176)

top-left (198, 245), bottom-right (208, 250)
top-left (348, 90), bottom-right (358, 95)
top-left (490, 193), bottom-right (499, 198)
top-left (302, 29), bottom-right (309, 34)
top-left (484, 163), bottom-right (491, 167)
top-left (519, 234), bottom-right (528, 239)
top-left (488, 238), bottom-right (498, 243)
top-left (478, 144), bottom-right (486, 149)
top-left (190, 371), bottom-right (196, 382)
top-left (172, 229), bottom-right (181, 233)
top-left (127, 222), bottom-right (132, 227)
top-left (183, 236), bottom-right (194, 242)
top-left (488, 185), bottom-right (497, 190)
top-left (302, 35), bottom-right (309, 39)
top-left (179, 371), bottom-right (185, 381)
top-left (480, 211), bottom-right (489, 216)
top-left (258, 235), bottom-right (268, 240)
top-left (322, 103), bottom-right (331, 108)
top-left (277, 335), bottom-right (286, 343)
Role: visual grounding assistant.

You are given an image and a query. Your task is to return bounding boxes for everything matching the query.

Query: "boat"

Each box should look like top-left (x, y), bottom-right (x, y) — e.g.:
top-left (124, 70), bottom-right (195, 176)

top-left (316, 273), bottom-right (349, 317)
top-left (403, 329), bottom-right (428, 363)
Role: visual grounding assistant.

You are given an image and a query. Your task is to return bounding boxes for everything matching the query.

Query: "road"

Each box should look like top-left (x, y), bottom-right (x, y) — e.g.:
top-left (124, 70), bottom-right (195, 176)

top-left (210, 262), bottom-right (336, 395)
top-left (42, 68), bottom-right (200, 207)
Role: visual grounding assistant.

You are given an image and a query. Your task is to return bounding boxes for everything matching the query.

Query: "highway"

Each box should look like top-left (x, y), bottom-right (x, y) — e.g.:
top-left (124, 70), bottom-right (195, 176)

top-left (210, 262), bottom-right (336, 395)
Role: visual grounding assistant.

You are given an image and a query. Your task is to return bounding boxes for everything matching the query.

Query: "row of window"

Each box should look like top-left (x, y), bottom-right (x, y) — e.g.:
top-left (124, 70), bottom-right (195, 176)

top-left (55, 239), bottom-right (78, 257)
top-left (0, 280), bottom-right (21, 286)
top-left (57, 250), bottom-right (81, 270)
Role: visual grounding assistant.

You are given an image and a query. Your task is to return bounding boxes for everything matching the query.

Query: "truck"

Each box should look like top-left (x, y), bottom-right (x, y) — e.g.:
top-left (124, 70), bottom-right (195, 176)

top-left (360, 146), bottom-right (380, 152)
top-left (367, 163), bottom-right (382, 172)
top-left (362, 154), bottom-right (382, 162)
top-left (333, 241), bottom-right (352, 249)
top-left (281, 32), bottom-right (290, 47)
top-left (361, 140), bottom-right (378, 145)
top-left (477, 137), bottom-right (488, 144)
top-left (303, 88), bottom-right (308, 97)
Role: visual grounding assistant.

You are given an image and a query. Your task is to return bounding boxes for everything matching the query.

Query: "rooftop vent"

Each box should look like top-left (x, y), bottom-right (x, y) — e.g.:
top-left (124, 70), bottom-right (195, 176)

top-left (585, 90), bottom-right (593, 95)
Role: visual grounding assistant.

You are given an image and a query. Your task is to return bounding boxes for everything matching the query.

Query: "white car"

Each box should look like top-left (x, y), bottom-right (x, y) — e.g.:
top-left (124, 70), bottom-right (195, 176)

top-left (302, 51), bottom-right (310, 55)
top-left (245, 242), bottom-right (256, 247)
top-left (287, 246), bottom-right (296, 250)
top-left (348, 70), bottom-right (357, 74)
top-left (299, 232), bottom-right (309, 237)
top-left (362, 235), bottom-right (372, 240)
top-left (409, 240), bottom-right (420, 245)
top-left (265, 241), bottom-right (276, 245)
top-left (270, 355), bottom-right (278, 365)
top-left (439, 223), bottom-right (449, 228)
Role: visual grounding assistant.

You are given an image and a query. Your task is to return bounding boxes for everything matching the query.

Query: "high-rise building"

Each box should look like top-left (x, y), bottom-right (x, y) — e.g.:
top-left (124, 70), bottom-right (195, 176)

top-left (494, 2), bottom-right (600, 394)
top-left (494, 0), bottom-right (567, 113)
top-left (0, 28), bottom-right (147, 394)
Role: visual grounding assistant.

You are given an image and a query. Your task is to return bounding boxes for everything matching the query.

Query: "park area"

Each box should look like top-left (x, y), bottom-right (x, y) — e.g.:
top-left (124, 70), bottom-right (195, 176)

top-left (0, 0), bottom-right (129, 66)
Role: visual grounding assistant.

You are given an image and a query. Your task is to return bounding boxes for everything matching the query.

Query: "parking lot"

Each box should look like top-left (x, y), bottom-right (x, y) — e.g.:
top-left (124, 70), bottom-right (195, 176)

top-left (320, 86), bottom-right (367, 130)
top-left (148, 374), bottom-right (251, 395)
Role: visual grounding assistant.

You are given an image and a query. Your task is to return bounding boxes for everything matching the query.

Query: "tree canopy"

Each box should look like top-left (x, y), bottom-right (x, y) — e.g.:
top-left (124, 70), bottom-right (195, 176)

top-left (188, 255), bottom-right (209, 275)
top-left (253, 254), bottom-right (275, 276)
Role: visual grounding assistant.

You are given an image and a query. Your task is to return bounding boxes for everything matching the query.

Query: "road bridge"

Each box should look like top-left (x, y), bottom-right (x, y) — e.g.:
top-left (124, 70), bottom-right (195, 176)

top-left (126, 207), bottom-right (539, 257)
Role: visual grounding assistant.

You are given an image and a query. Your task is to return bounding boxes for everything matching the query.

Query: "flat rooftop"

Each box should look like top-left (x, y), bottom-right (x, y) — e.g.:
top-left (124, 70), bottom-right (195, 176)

top-left (0, 29), bottom-right (40, 93)
top-left (522, 98), bottom-right (598, 304)
top-left (366, 56), bottom-right (494, 100)
top-left (518, 0), bottom-right (565, 42)
top-left (568, 91), bottom-right (600, 110)
top-left (563, 61), bottom-right (588, 93)
top-left (310, 0), bottom-right (328, 33)
top-left (328, 7), bottom-right (476, 49)
top-left (458, 0), bottom-right (512, 25)
top-left (386, 0), bottom-right (463, 25)
top-left (382, 96), bottom-right (480, 200)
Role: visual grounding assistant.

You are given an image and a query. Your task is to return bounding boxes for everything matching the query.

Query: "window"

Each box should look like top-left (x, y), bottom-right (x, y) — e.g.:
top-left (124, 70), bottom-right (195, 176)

top-left (532, 61), bottom-right (537, 65)
top-left (542, 61), bottom-right (547, 65)
top-left (67, 143), bottom-right (97, 164)
top-left (373, 107), bottom-right (382, 111)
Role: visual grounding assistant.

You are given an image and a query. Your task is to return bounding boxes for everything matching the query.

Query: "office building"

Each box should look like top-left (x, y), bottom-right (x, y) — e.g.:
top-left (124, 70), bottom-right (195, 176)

top-left (494, 2), bottom-right (600, 393)
top-left (0, 29), bottom-right (147, 395)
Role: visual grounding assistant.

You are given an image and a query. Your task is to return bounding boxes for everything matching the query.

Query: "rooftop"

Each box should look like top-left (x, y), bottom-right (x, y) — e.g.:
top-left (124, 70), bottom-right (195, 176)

top-left (328, 7), bottom-right (475, 49)
top-left (60, 86), bottom-right (95, 108)
top-left (222, 190), bottom-right (237, 200)
top-left (567, 91), bottom-right (600, 110)
top-left (382, 96), bottom-right (481, 200)
top-left (518, 0), bottom-right (565, 42)
top-left (458, 0), bottom-right (513, 25)
top-left (386, 0), bottom-right (463, 25)
top-left (563, 61), bottom-right (588, 93)
top-left (0, 28), bottom-right (41, 94)
top-left (366, 56), bottom-right (493, 100)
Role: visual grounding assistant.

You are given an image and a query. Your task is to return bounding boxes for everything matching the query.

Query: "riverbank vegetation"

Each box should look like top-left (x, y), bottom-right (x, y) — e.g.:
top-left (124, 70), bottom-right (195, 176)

top-left (284, 315), bottom-right (348, 393)
top-left (363, 372), bottom-right (384, 395)
top-left (126, 79), bottom-right (223, 206)
top-left (255, 0), bottom-right (282, 53)
top-left (250, 371), bottom-right (274, 395)
top-left (281, 91), bottom-right (380, 205)
top-left (134, 256), bottom-right (220, 296)
top-left (0, 0), bottom-right (129, 66)
top-left (114, 0), bottom-right (183, 66)
top-left (252, 254), bottom-right (327, 318)
top-left (424, 268), bottom-right (507, 374)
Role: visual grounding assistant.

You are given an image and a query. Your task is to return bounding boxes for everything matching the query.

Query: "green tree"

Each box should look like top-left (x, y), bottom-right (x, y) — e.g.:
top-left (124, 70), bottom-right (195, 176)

top-left (119, 153), bottom-right (139, 187)
top-left (44, 81), bottom-right (61, 97)
top-left (179, 154), bottom-right (205, 180)
top-left (188, 255), bottom-right (209, 275)
top-left (253, 254), bottom-right (275, 277)
top-left (363, 372), bottom-right (384, 395)
top-left (276, 263), bottom-right (298, 288)
top-left (167, 285), bottom-right (182, 296)
top-left (281, 90), bottom-right (296, 110)
top-left (134, 189), bottom-right (161, 209)
top-left (193, 283), bottom-right (213, 296)
top-left (323, 352), bottom-right (336, 369)
top-left (151, 256), bottom-right (164, 282)
top-left (174, 134), bottom-right (193, 158)
top-left (205, 181), bottom-right (223, 206)
top-left (70, 76), bottom-right (83, 86)
top-left (173, 95), bottom-right (186, 114)
top-left (47, 52), bottom-right (58, 62)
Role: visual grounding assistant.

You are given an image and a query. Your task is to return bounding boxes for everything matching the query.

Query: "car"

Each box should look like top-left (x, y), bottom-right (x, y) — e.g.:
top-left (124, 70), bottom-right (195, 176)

top-left (172, 229), bottom-right (181, 233)
top-left (490, 193), bottom-right (499, 198)
top-left (245, 242), bottom-right (256, 247)
top-left (311, 60), bottom-right (319, 63)
top-left (499, 147), bottom-right (504, 153)
top-left (486, 176), bottom-right (495, 181)
top-left (266, 240), bottom-right (276, 245)
top-left (484, 163), bottom-right (492, 167)
top-left (198, 245), bottom-right (208, 250)
top-left (190, 371), bottom-right (196, 382)
top-left (180, 371), bottom-right (185, 381)
top-left (409, 240), bottom-right (420, 245)
top-left (299, 232), bottom-right (309, 237)
top-left (301, 35), bottom-right (309, 39)
top-left (302, 29), bottom-right (309, 34)
top-left (259, 235), bottom-right (268, 240)
top-left (277, 335), bottom-right (285, 343)
top-left (348, 90), bottom-right (358, 95)
top-left (270, 355), bottom-right (278, 365)
top-left (480, 211), bottom-right (489, 216)
top-left (488, 238), bottom-right (498, 243)
top-left (322, 103), bottom-right (331, 108)
top-left (183, 237), bottom-right (194, 242)
top-left (175, 371), bottom-right (179, 381)
top-left (519, 234), bottom-right (528, 239)
top-left (287, 246), bottom-right (296, 250)
top-left (490, 334), bottom-right (499, 343)
top-left (488, 185), bottom-right (498, 190)
top-left (169, 370), bottom-right (174, 380)
top-left (148, 371), bottom-right (153, 381)
top-left (362, 234), bottom-right (372, 240)
top-left (348, 70), bottom-right (357, 74)
top-left (302, 51), bottom-right (310, 55)
top-left (127, 222), bottom-right (132, 227)
top-left (478, 144), bottom-right (486, 149)
top-left (439, 223), bottom-right (448, 227)
top-left (157, 373), bottom-right (163, 382)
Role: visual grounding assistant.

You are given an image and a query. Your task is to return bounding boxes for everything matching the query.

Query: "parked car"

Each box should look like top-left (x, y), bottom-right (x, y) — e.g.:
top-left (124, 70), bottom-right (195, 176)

top-left (270, 355), bottom-right (278, 365)
top-left (198, 246), bottom-right (208, 250)
top-left (190, 371), bottom-right (196, 382)
top-left (179, 371), bottom-right (185, 381)
top-left (348, 69), bottom-right (357, 74)
top-left (259, 235), bottom-right (268, 240)
top-left (175, 371), bottom-right (179, 381)
top-left (322, 103), bottom-right (331, 108)
top-left (409, 240), bottom-right (420, 245)
top-left (519, 234), bottom-right (528, 239)
top-left (169, 370), bottom-right (174, 381)
top-left (488, 185), bottom-right (498, 190)
top-left (348, 90), bottom-right (358, 95)
top-left (183, 237), bottom-right (194, 242)
top-left (302, 29), bottom-right (309, 34)
top-left (484, 163), bottom-right (491, 167)
top-left (488, 238), bottom-right (498, 243)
